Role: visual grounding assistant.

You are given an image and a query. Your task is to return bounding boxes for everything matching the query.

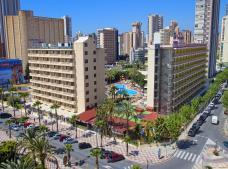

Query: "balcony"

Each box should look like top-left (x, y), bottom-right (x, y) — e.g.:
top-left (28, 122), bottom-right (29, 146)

top-left (29, 53), bottom-right (74, 59)
top-left (31, 86), bottom-right (75, 98)
top-left (29, 66), bottom-right (74, 75)
top-left (30, 73), bottom-right (74, 82)
top-left (32, 92), bottom-right (76, 105)
top-left (29, 60), bottom-right (73, 67)
top-left (30, 79), bottom-right (75, 90)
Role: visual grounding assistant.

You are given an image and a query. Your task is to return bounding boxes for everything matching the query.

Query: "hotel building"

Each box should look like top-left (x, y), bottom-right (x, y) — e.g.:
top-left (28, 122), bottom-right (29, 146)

top-left (4, 10), bottom-right (65, 71)
top-left (147, 44), bottom-right (207, 114)
top-left (28, 36), bottom-right (105, 116)
top-left (220, 15), bottom-right (228, 67)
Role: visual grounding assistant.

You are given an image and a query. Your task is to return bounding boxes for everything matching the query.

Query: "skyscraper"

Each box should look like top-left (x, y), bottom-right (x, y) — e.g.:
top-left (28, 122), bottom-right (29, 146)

top-left (194, 0), bottom-right (220, 78)
top-left (132, 22), bottom-right (143, 49)
top-left (220, 15), bottom-right (228, 67)
top-left (97, 28), bottom-right (118, 64)
top-left (226, 4), bottom-right (228, 15)
top-left (63, 15), bottom-right (72, 43)
top-left (182, 30), bottom-right (192, 45)
top-left (148, 14), bottom-right (163, 45)
top-left (0, 0), bottom-right (20, 56)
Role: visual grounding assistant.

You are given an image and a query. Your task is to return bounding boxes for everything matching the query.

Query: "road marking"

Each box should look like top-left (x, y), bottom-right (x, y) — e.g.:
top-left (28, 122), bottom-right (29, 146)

top-left (173, 151), bottom-right (179, 157)
top-left (180, 151), bottom-right (186, 159)
top-left (188, 153), bottom-right (193, 161)
top-left (192, 154), bottom-right (197, 162)
top-left (184, 152), bottom-right (189, 160)
top-left (176, 151), bottom-right (182, 158)
top-left (195, 156), bottom-right (201, 163)
top-left (102, 165), bottom-right (113, 169)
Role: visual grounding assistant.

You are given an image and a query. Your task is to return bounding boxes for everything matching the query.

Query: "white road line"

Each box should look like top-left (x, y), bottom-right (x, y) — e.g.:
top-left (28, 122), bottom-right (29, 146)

top-left (195, 156), bottom-right (201, 163)
top-left (180, 151), bottom-right (186, 159)
top-left (173, 151), bottom-right (179, 157)
top-left (192, 154), bottom-right (197, 162)
top-left (176, 151), bottom-right (182, 158)
top-left (184, 152), bottom-right (189, 160)
top-left (188, 153), bottom-right (193, 161)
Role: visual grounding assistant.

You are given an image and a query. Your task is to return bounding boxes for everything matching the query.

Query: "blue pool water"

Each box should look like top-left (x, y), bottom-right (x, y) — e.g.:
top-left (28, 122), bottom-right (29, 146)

top-left (115, 84), bottom-right (138, 96)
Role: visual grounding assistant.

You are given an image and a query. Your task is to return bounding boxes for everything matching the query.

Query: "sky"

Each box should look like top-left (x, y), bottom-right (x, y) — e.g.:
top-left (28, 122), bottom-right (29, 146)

top-left (21, 0), bottom-right (227, 36)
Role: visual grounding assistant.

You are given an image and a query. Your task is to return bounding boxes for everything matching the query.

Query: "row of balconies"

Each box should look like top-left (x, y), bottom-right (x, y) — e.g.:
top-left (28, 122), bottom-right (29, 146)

top-left (29, 53), bottom-right (74, 59)
top-left (29, 66), bottom-right (74, 75)
top-left (173, 64), bottom-right (206, 78)
top-left (30, 79), bottom-right (75, 90)
top-left (29, 60), bottom-right (74, 67)
top-left (32, 91), bottom-right (76, 106)
top-left (31, 85), bottom-right (75, 98)
top-left (173, 60), bottom-right (206, 72)
top-left (173, 56), bottom-right (206, 67)
top-left (30, 73), bottom-right (75, 83)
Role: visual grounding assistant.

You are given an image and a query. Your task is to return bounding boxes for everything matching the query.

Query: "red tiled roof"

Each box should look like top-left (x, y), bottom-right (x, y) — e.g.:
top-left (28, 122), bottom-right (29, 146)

top-left (143, 113), bottom-right (158, 121)
top-left (78, 108), bottom-right (96, 123)
top-left (135, 107), bottom-right (144, 113)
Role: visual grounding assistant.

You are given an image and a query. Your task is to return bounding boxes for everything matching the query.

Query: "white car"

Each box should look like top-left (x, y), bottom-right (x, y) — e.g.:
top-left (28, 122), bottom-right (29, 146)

top-left (83, 130), bottom-right (96, 137)
top-left (211, 116), bottom-right (218, 125)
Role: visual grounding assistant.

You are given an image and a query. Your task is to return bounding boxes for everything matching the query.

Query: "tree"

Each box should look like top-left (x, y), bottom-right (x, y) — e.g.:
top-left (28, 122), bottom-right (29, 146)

top-left (110, 85), bottom-right (118, 100)
top-left (5, 120), bottom-right (13, 138)
top-left (222, 91), bottom-right (228, 112)
top-left (15, 103), bottom-right (23, 117)
top-left (118, 100), bottom-right (136, 155)
top-left (19, 92), bottom-right (29, 117)
top-left (0, 141), bottom-right (17, 163)
top-left (0, 156), bottom-right (36, 169)
top-left (8, 87), bottom-right (17, 117)
top-left (50, 103), bottom-right (60, 132)
top-left (68, 115), bottom-right (79, 139)
top-left (132, 165), bottom-right (142, 169)
top-left (0, 87), bottom-right (4, 112)
top-left (123, 135), bottom-right (131, 156)
top-left (95, 120), bottom-right (106, 147)
top-left (90, 148), bottom-right (101, 169)
top-left (33, 101), bottom-right (42, 126)
top-left (64, 144), bottom-right (73, 166)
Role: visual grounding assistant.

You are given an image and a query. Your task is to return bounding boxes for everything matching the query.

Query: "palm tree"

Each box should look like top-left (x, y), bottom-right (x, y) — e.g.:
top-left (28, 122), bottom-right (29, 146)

top-left (123, 135), bottom-right (131, 156)
top-left (95, 120), bottom-right (106, 147)
top-left (90, 148), bottom-right (101, 169)
top-left (5, 119), bottom-right (13, 138)
top-left (8, 87), bottom-right (17, 117)
top-left (19, 92), bottom-right (29, 117)
top-left (0, 156), bottom-right (36, 169)
top-left (110, 85), bottom-right (118, 100)
top-left (64, 144), bottom-right (73, 166)
top-left (15, 103), bottom-right (23, 117)
top-left (50, 103), bottom-right (60, 132)
top-left (33, 101), bottom-right (42, 126)
top-left (0, 87), bottom-right (4, 112)
top-left (119, 100), bottom-right (135, 155)
top-left (69, 115), bottom-right (79, 138)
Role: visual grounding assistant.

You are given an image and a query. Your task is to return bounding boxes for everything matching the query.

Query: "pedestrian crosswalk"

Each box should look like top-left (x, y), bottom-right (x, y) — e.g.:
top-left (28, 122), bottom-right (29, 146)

top-left (173, 150), bottom-right (201, 163)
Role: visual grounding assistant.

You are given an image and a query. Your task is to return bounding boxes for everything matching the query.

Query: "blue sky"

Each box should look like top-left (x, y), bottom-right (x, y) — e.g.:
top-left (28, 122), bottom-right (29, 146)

top-left (21, 0), bottom-right (227, 35)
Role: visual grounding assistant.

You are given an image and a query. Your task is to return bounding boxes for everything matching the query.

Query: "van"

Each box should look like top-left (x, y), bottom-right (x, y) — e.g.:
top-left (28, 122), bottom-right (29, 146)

top-left (211, 116), bottom-right (218, 125)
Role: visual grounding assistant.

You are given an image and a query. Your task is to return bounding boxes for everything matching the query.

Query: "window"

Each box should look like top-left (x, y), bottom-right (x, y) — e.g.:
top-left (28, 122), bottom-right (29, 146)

top-left (155, 58), bottom-right (159, 65)
top-left (86, 91), bottom-right (89, 95)
top-left (94, 103), bottom-right (97, 107)
top-left (85, 75), bottom-right (89, 79)
top-left (85, 83), bottom-right (89, 87)
top-left (85, 51), bottom-right (88, 55)
top-left (93, 58), bottom-right (96, 62)
top-left (94, 66), bottom-right (96, 70)
top-left (94, 88), bottom-right (97, 92)
top-left (93, 51), bottom-right (96, 55)
top-left (94, 96), bottom-right (97, 99)
top-left (85, 67), bottom-right (88, 71)
top-left (85, 59), bottom-right (88, 63)
top-left (94, 81), bottom-right (97, 85)
top-left (84, 43), bottom-right (88, 47)
top-left (94, 74), bottom-right (96, 78)
top-left (86, 98), bottom-right (89, 103)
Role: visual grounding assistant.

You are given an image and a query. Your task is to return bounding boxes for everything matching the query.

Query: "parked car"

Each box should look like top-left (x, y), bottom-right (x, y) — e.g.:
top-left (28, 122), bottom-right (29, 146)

top-left (54, 147), bottom-right (65, 154)
top-left (199, 113), bottom-right (208, 121)
top-left (47, 131), bottom-right (57, 137)
top-left (107, 152), bottom-right (125, 163)
top-left (197, 119), bottom-right (204, 126)
top-left (82, 130), bottom-right (96, 137)
top-left (59, 135), bottom-right (68, 142)
top-left (0, 113), bottom-right (12, 119)
top-left (208, 102), bottom-right (215, 109)
top-left (188, 128), bottom-right (197, 137)
top-left (78, 142), bottom-right (92, 149)
top-left (24, 122), bottom-right (33, 128)
top-left (11, 124), bottom-right (20, 131)
top-left (211, 115), bottom-right (219, 125)
top-left (26, 124), bottom-right (35, 130)
top-left (75, 160), bottom-right (85, 166)
top-left (192, 122), bottom-right (200, 130)
top-left (63, 138), bottom-right (78, 144)
top-left (53, 133), bottom-right (61, 140)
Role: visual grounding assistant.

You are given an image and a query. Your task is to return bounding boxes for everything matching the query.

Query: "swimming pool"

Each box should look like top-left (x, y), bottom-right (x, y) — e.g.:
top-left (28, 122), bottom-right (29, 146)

top-left (115, 84), bottom-right (138, 96)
